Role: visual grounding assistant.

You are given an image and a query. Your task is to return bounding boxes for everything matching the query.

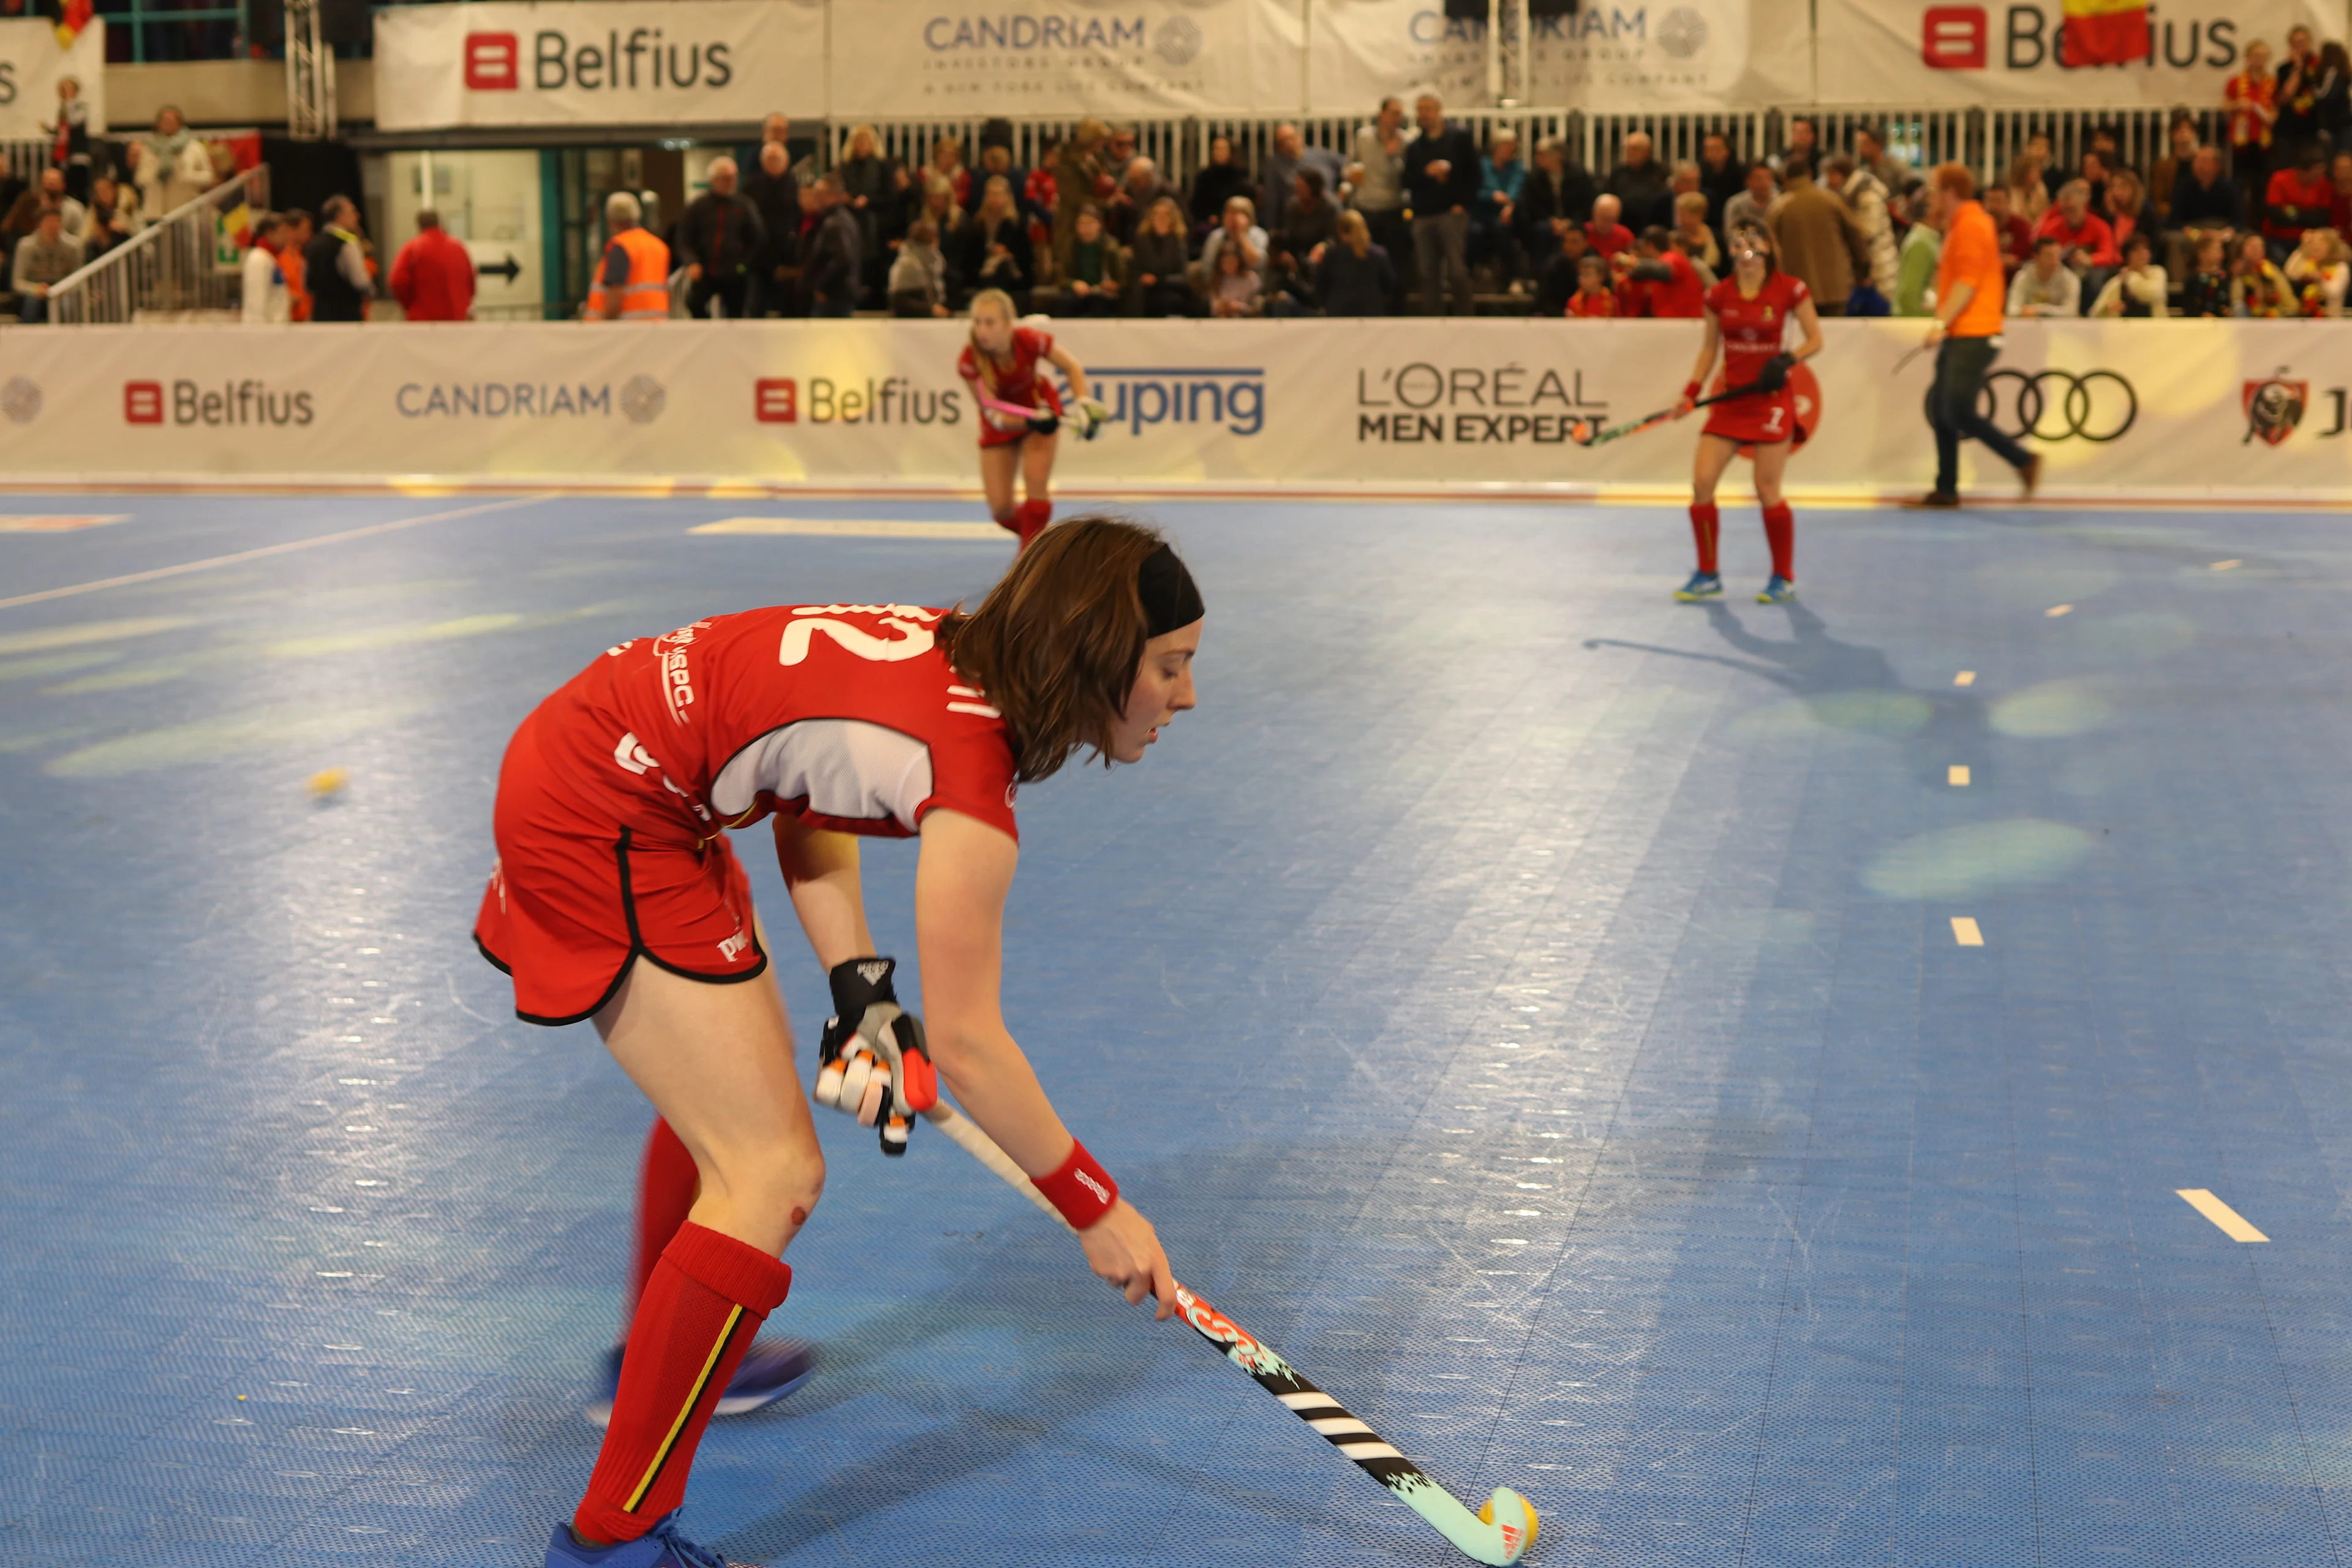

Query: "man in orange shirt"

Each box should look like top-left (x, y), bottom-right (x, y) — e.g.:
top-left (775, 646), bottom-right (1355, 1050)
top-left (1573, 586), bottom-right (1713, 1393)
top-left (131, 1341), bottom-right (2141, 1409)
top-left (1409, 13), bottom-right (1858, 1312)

top-left (1918, 163), bottom-right (2039, 507)
top-left (277, 208), bottom-right (314, 322)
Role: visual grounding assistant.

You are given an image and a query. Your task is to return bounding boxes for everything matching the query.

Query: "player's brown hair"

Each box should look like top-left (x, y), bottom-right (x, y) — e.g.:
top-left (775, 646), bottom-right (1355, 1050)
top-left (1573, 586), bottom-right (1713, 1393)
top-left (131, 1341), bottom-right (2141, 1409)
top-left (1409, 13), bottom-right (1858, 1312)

top-left (1932, 161), bottom-right (1977, 200)
top-left (939, 517), bottom-right (1167, 782)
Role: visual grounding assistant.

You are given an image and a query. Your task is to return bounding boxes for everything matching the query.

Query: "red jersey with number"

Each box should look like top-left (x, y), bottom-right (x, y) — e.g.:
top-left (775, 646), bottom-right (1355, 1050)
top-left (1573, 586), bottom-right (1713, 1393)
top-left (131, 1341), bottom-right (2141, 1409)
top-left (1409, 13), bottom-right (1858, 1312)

top-left (475, 604), bottom-right (1019, 1024)
top-left (559, 603), bottom-right (1019, 843)
top-left (1702, 271), bottom-right (1807, 446)
top-left (959, 326), bottom-right (1062, 445)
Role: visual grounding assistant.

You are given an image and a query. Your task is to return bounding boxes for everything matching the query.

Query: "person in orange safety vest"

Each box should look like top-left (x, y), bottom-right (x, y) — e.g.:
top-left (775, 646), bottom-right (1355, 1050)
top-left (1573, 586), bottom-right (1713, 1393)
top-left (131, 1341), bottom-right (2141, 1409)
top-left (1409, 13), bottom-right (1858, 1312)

top-left (586, 190), bottom-right (671, 321)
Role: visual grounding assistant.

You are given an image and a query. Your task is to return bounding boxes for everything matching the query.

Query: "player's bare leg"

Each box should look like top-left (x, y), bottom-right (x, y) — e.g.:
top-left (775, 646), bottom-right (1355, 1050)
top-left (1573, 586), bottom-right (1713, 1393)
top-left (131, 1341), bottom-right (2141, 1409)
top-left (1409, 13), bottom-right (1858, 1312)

top-left (1015, 428), bottom-right (1058, 548)
top-left (557, 965), bottom-right (821, 1555)
top-left (1678, 432), bottom-right (1741, 601)
top-left (979, 443), bottom-right (1023, 537)
top-left (1750, 438), bottom-right (1796, 602)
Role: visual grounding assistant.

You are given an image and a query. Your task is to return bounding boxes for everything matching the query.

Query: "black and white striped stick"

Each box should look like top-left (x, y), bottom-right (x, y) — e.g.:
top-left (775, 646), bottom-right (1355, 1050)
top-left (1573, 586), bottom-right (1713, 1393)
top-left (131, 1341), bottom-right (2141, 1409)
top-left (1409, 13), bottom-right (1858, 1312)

top-left (920, 1102), bottom-right (1538, 1566)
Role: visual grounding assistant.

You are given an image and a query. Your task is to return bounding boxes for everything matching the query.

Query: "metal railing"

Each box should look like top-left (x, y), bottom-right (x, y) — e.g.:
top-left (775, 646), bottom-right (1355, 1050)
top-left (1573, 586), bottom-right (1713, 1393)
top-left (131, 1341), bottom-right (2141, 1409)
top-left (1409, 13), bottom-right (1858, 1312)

top-left (48, 164), bottom-right (270, 325)
top-left (838, 105), bottom-right (2235, 198)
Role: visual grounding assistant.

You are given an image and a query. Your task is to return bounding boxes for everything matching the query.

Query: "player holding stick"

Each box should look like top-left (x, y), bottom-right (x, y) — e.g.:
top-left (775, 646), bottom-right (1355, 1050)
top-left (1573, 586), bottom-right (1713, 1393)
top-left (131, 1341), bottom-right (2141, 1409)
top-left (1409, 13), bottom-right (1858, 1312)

top-left (477, 519), bottom-right (1203, 1568)
top-left (1915, 161), bottom-right (2041, 508)
top-left (957, 288), bottom-right (1107, 550)
top-left (1671, 222), bottom-right (1823, 605)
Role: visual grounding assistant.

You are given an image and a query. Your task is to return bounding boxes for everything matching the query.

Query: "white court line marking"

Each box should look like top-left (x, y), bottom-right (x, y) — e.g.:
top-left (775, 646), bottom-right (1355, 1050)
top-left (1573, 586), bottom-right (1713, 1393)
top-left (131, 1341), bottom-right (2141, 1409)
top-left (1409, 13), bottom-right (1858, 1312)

top-left (2045, 604), bottom-right (2073, 617)
top-left (2211, 559), bottom-right (2242, 571)
top-left (2177, 1189), bottom-right (2269, 1242)
top-left (1950, 916), bottom-right (1984, 946)
top-left (1948, 764), bottom-right (1970, 786)
top-left (1953, 671), bottom-right (1976, 687)
top-left (0, 514), bottom-right (130, 533)
top-left (0, 496), bottom-right (551, 612)
top-left (690, 517), bottom-right (1007, 540)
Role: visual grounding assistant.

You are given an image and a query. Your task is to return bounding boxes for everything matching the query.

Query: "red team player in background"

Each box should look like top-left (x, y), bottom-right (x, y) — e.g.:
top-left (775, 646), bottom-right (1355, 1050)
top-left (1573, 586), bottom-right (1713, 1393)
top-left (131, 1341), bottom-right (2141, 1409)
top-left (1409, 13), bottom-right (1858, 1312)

top-left (475, 519), bottom-right (1205, 1568)
top-left (1671, 222), bottom-right (1823, 605)
top-left (958, 287), bottom-right (1105, 550)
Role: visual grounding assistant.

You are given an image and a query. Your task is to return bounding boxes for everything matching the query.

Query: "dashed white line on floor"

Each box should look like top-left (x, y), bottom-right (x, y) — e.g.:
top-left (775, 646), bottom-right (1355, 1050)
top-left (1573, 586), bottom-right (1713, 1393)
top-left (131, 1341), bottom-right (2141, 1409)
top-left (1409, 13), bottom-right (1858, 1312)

top-left (1948, 765), bottom-right (1970, 786)
top-left (2177, 1189), bottom-right (2269, 1242)
top-left (1950, 916), bottom-right (1984, 946)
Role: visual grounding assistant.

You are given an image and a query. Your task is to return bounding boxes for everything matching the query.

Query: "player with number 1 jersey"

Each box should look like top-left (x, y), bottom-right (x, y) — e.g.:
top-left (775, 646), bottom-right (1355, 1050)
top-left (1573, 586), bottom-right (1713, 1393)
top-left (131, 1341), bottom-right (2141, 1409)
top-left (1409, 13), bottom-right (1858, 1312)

top-left (1671, 222), bottom-right (1824, 605)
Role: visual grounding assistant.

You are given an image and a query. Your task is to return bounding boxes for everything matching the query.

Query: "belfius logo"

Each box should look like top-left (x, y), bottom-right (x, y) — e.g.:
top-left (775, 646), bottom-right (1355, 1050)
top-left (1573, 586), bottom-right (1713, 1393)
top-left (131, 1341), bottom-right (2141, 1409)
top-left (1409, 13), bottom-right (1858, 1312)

top-left (466, 23), bottom-right (734, 91)
top-left (124, 379), bottom-right (315, 427)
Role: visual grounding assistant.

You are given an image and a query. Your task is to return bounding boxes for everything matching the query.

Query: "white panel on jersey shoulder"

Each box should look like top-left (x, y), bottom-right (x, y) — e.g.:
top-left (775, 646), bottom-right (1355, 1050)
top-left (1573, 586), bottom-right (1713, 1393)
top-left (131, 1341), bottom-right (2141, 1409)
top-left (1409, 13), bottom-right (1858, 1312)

top-left (710, 718), bottom-right (935, 831)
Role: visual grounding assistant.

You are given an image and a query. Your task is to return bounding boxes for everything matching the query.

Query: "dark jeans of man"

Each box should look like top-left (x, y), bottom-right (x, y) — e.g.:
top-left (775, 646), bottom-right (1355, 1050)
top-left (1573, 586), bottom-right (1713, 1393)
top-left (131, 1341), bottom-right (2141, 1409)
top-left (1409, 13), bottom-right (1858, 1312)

top-left (809, 297), bottom-right (854, 318)
top-left (1413, 208), bottom-right (1472, 315)
top-left (18, 295), bottom-right (48, 324)
top-left (687, 274), bottom-right (749, 320)
top-left (1930, 335), bottom-right (2034, 495)
top-left (1364, 206), bottom-right (1411, 308)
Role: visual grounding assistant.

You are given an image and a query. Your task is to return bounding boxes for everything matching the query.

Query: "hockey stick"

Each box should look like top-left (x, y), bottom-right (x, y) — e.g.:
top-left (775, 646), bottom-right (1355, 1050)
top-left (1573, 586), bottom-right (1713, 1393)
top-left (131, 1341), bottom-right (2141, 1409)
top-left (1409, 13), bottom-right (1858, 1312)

top-left (1570, 379), bottom-right (1777, 448)
top-left (1891, 341), bottom-right (1934, 377)
top-left (973, 388), bottom-right (1109, 440)
top-left (920, 1101), bottom-right (1539, 1566)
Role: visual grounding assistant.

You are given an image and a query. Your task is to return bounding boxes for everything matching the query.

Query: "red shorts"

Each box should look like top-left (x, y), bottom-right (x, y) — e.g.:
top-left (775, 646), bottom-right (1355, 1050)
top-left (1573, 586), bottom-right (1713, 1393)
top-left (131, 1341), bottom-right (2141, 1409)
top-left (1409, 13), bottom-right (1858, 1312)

top-left (473, 706), bottom-right (766, 1026)
top-left (1703, 382), bottom-right (1798, 446)
top-left (978, 380), bottom-right (1061, 449)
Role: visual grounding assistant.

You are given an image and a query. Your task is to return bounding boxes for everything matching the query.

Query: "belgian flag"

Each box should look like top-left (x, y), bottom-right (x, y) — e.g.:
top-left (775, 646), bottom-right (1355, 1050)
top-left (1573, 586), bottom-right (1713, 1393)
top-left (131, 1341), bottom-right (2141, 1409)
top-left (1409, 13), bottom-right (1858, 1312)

top-left (2060, 0), bottom-right (2150, 65)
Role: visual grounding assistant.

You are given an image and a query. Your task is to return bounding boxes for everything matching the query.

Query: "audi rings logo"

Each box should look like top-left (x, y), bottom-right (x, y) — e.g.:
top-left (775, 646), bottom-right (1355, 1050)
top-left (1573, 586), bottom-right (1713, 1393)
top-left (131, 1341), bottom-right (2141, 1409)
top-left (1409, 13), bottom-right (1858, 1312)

top-left (1982, 368), bottom-right (2137, 443)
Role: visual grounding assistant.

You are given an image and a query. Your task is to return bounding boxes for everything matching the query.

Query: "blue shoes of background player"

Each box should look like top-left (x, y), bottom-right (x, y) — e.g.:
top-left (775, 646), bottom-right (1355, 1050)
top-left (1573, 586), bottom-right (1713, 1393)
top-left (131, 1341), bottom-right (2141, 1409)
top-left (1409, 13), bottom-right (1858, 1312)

top-left (586, 1337), bottom-right (819, 1428)
top-left (1674, 571), bottom-right (1723, 601)
top-left (544, 1510), bottom-right (745, 1568)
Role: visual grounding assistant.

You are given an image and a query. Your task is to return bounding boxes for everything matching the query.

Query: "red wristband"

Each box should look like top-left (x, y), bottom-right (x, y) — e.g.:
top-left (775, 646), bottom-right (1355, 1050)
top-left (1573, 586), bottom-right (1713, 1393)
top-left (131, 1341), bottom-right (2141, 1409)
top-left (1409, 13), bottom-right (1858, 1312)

top-left (1033, 1139), bottom-right (1119, 1230)
top-left (1683, 380), bottom-right (1703, 401)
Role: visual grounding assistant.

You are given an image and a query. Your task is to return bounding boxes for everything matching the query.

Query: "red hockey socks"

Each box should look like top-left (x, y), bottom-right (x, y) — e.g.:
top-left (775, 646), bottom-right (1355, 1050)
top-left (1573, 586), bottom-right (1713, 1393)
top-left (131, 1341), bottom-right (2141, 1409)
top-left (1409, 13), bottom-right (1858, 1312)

top-left (1689, 502), bottom-right (1721, 575)
top-left (1016, 499), bottom-right (1052, 549)
top-left (573, 1223), bottom-right (792, 1544)
top-left (1762, 502), bottom-right (1795, 581)
top-left (624, 1118), bottom-right (700, 1331)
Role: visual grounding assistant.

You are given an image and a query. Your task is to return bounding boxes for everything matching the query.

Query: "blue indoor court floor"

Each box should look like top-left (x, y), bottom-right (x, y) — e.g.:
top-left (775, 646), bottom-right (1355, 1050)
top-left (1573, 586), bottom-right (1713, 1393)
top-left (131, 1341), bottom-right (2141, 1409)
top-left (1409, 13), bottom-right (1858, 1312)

top-left (1, 492), bottom-right (2348, 1568)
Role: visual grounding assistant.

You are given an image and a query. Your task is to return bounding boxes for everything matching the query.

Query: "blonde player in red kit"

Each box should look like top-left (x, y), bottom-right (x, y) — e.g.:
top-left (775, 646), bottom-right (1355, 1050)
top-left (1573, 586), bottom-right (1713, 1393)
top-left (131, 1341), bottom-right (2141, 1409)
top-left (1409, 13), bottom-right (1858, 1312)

top-left (1672, 221), bottom-right (1823, 605)
top-left (957, 287), bottom-right (1106, 550)
top-left (476, 519), bottom-right (1204, 1568)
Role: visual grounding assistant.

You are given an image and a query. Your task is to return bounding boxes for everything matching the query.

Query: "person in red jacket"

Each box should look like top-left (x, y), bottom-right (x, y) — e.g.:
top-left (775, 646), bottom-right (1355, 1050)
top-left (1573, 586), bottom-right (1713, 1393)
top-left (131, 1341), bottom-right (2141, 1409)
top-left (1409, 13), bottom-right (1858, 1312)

top-left (389, 208), bottom-right (476, 322)
top-left (1617, 225), bottom-right (1706, 317)
top-left (2265, 146), bottom-right (2335, 256)
top-left (2031, 180), bottom-right (2119, 267)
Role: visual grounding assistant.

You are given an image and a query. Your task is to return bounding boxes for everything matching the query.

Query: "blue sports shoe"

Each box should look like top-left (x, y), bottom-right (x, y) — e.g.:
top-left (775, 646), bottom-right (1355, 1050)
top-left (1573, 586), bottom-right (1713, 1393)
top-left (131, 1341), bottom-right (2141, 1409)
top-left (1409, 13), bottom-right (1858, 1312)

top-left (1674, 571), bottom-right (1723, 601)
top-left (1756, 576), bottom-right (1798, 604)
top-left (587, 1338), bottom-right (818, 1428)
top-left (545, 1510), bottom-right (746, 1568)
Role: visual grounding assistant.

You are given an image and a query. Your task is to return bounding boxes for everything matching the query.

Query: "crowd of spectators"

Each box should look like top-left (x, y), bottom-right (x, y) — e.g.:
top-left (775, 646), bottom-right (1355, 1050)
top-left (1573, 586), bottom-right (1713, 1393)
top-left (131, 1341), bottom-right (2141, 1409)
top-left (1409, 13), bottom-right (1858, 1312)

top-left (20, 56), bottom-right (2352, 326)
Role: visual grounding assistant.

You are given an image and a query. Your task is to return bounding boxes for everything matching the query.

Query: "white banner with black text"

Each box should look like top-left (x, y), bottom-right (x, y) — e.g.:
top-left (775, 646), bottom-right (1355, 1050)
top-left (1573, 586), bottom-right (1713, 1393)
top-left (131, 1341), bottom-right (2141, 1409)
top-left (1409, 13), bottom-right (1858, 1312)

top-left (1814, 0), bottom-right (2337, 107)
top-left (371, 0), bottom-right (824, 131)
top-left (0, 319), bottom-right (2345, 502)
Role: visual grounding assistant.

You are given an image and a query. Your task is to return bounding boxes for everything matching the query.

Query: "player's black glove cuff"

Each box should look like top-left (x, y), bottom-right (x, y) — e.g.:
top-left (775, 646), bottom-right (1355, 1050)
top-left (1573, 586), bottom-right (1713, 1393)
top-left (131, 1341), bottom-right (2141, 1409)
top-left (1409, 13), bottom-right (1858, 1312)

top-left (1754, 352), bottom-right (1796, 393)
top-left (816, 957), bottom-right (936, 1156)
top-left (827, 956), bottom-right (899, 1022)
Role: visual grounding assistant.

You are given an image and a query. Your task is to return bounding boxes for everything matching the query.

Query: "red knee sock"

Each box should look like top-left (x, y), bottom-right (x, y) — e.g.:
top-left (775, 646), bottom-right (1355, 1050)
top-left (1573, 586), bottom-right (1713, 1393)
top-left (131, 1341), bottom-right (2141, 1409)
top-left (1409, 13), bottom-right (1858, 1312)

top-left (1762, 502), bottom-right (1795, 581)
top-left (1016, 499), bottom-right (1052, 549)
top-left (623, 1118), bottom-right (700, 1333)
top-left (575, 1223), bottom-right (792, 1544)
top-left (1689, 503), bottom-right (1721, 575)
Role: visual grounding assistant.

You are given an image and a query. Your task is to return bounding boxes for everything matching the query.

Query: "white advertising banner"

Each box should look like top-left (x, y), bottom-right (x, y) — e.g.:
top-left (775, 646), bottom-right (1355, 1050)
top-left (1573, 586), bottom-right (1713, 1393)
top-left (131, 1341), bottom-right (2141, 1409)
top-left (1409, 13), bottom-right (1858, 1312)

top-left (826, 0), bottom-right (1305, 118)
top-left (0, 320), bottom-right (2346, 501)
top-left (1310, 0), bottom-right (1812, 113)
top-left (0, 20), bottom-right (105, 141)
top-left (371, 0), bottom-right (823, 132)
top-left (1816, 0), bottom-right (2335, 107)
